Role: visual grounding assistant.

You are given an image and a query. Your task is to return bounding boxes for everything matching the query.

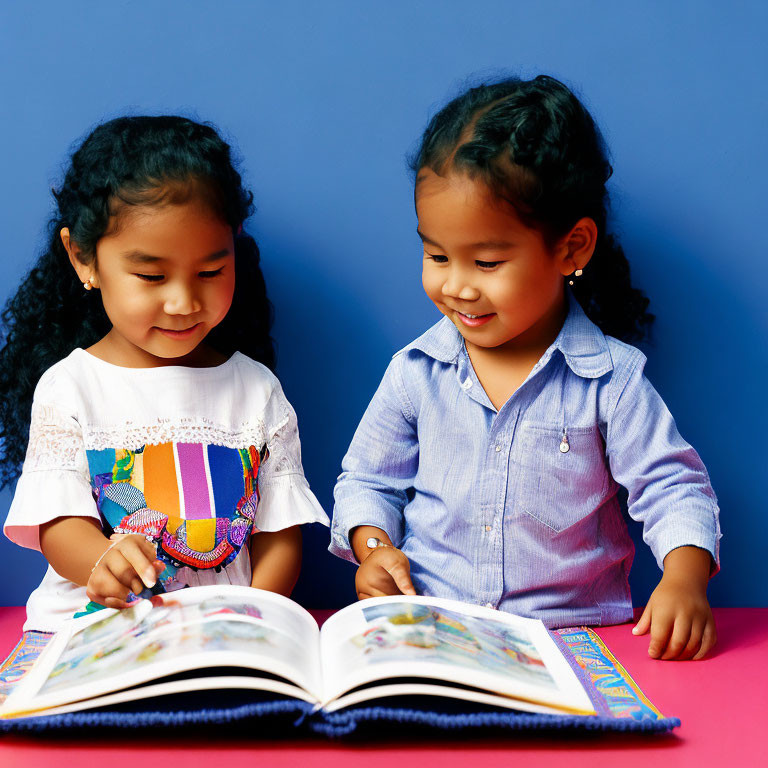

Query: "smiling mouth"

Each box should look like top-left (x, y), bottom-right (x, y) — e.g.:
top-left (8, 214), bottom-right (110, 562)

top-left (155, 323), bottom-right (202, 337)
top-left (454, 311), bottom-right (494, 327)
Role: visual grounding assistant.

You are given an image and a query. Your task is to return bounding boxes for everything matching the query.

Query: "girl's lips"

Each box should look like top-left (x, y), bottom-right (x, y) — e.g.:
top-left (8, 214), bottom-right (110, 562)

top-left (455, 311), bottom-right (494, 327)
top-left (155, 323), bottom-right (201, 339)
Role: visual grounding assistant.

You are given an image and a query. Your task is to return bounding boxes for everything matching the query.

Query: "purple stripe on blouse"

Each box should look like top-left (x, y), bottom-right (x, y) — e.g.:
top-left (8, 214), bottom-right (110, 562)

top-left (176, 443), bottom-right (213, 520)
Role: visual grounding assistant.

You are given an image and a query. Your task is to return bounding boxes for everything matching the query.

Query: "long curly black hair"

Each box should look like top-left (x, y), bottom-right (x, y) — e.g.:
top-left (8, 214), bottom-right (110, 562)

top-left (410, 75), bottom-right (653, 342)
top-left (0, 115), bottom-right (274, 488)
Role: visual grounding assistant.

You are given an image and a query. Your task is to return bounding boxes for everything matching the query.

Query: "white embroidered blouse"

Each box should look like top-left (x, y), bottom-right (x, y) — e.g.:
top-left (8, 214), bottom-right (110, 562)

top-left (4, 349), bottom-right (329, 632)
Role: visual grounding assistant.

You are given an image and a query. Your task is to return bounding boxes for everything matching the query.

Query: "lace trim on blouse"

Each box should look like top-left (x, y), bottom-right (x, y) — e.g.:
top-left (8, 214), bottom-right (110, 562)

top-left (23, 395), bottom-right (302, 480)
top-left (23, 404), bottom-right (87, 473)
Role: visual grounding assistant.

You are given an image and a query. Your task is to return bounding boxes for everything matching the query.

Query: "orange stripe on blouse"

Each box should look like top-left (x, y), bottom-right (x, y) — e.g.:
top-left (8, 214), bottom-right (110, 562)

top-left (142, 442), bottom-right (181, 521)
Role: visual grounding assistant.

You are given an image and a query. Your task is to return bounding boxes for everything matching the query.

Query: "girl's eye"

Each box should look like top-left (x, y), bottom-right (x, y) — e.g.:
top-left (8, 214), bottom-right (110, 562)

top-left (476, 260), bottom-right (501, 269)
top-left (426, 253), bottom-right (448, 263)
top-left (136, 273), bottom-right (164, 282)
top-left (199, 268), bottom-right (224, 278)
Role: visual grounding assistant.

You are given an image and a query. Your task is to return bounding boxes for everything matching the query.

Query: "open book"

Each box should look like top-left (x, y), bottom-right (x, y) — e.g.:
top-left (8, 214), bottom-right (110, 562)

top-left (0, 585), bottom-right (596, 720)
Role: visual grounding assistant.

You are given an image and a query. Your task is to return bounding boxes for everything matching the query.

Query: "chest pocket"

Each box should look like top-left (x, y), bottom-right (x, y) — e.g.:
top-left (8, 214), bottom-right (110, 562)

top-left (515, 422), bottom-right (611, 533)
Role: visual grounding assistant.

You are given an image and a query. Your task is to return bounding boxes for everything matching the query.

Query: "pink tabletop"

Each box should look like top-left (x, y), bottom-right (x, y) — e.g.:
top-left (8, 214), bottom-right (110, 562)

top-left (0, 606), bottom-right (765, 767)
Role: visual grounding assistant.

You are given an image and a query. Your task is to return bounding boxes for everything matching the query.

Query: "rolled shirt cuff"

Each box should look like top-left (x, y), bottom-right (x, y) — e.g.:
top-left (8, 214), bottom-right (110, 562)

top-left (329, 503), bottom-right (405, 564)
top-left (651, 507), bottom-right (721, 577)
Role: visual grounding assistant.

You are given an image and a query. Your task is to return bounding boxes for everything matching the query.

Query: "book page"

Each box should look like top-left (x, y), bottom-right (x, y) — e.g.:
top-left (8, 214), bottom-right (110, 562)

top-left (319, 596), bottom-right (594, 714)
top-left (1, 585), bottom-right (322, 718)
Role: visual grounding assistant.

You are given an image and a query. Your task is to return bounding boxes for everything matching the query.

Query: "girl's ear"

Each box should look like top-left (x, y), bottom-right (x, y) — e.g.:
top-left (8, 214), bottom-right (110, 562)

top-left (61, 228), bottom-right (99, 289)
top-left (557, 217), bottom-right (598, 276)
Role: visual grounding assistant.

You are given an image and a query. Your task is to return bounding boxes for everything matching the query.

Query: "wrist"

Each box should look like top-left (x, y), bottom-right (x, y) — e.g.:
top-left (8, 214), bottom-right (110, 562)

top-left (350, 525), bottom-right (394, 564)
top-left (90, 538), bottom-right (124, 576)
top-left (661, 546), bottom-right (712, 589)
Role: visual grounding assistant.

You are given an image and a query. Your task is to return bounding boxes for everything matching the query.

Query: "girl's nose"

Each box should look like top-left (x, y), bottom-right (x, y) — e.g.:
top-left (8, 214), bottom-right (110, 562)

top-left (442, 272), bottom-right (480, 302)
top-left (164, 284), bottom-right (201, 315)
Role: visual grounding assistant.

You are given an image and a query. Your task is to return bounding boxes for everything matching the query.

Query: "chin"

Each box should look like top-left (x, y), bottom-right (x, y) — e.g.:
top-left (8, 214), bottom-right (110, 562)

top-left (146, 344), bottom-right (200, 361)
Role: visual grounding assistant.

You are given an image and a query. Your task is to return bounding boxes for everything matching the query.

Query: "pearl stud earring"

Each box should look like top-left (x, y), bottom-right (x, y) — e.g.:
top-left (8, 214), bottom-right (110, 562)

top-left (568, 269), bottom-right (583, 286)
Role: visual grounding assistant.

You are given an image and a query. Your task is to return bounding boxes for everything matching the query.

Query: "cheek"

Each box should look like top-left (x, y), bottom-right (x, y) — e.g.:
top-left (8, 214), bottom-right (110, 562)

top-left (422, 267), bottom-right (441, 302)
top-left (100, 283), bottom-right (152, 320)
top-left (213, 274), bottom-right (236, 315)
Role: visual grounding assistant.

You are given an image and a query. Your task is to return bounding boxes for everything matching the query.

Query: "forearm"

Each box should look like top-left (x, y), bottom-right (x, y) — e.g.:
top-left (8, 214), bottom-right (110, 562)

top-left (350, 525), bottom-right (393, 564)
top-left (39, 516), bottom-right (110, 586)
top-left (662, 545), bottom-right (713, 588)
top-left (249, 526), bottom-right (303, 597)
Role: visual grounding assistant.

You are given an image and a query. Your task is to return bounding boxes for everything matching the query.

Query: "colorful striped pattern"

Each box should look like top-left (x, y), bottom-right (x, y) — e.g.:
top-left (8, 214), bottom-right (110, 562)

top-left (87, 442), bottom-right (265, 571)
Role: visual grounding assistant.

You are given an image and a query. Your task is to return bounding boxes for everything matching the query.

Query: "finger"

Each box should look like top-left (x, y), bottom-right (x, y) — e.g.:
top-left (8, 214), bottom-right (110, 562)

top-left (355, 573), bottom-right (397, 599)
top-left (137, 536), bottom-right (159, 560)
top-left (693, 620), bottom-right (717, 660)
top-left (115, 540), bottom-right (158, 587)
top-left (356, 568), bottom-right (388, 600)
top-left (633, 604), bottom-right (652, 636)
top-left (661, 616), bottom-right (692, 660)
top-left (106, 596), bottom-right (138, 610)
top-left (385, 563), bottom-right (416, 596)
top-left (647, 611), bottom-right (673, 659)
top-left (102, 595), bottom-right (133, 610)
top-left (356, 587), bottom-right (392, 600)
top-left (103, 551), bottom-right (146, 595)
top-left (679, 618), bottom-right (705, 661)
top-left (87, 570), bottom-right (130, 606)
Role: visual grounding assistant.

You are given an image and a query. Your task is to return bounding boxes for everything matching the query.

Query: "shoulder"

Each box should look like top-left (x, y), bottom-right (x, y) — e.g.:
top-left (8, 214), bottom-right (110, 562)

top-left (229, 353), bottom-right (295, 434)
top-left (383, 319), bottom-right (461, 419)
top-left (32, 350), bottom-right (88, 407)
top-left (596, 336), bottom-right (656, 424)
top-left (228, 352), bottom-right (280, 389)
top-left (604, 336), bottom-right (648, 389)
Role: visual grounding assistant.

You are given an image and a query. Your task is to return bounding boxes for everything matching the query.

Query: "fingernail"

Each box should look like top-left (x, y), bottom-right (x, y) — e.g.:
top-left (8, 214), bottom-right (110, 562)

top-left (143, 570), bottom-right (157, 587)
top-left (632, 626), bottom-right (639, 634)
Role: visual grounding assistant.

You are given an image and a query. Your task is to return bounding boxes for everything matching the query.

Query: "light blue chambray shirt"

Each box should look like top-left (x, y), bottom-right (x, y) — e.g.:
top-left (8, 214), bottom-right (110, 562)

top-left (329, 294), bottom-right (721, 628)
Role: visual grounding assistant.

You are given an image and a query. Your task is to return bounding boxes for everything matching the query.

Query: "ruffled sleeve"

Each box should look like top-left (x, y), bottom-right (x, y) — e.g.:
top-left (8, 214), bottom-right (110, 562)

top-left (4, 373), bottom-right (99, 551)
top-left (255, 379), bottom-right (329, 532)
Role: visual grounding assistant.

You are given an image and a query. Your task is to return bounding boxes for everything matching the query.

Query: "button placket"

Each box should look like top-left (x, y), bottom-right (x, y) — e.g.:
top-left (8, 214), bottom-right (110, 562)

top-left (492, 424), bottom-right (514, 608)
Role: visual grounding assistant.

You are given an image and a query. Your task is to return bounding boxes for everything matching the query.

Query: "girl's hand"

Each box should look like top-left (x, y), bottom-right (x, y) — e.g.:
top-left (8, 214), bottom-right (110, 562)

top-left (632, 546), bottom-right (716, 660)
top-left (355, 546), bottom-right (417, 600)
top-left (86, 534), bottom-right (164, 609)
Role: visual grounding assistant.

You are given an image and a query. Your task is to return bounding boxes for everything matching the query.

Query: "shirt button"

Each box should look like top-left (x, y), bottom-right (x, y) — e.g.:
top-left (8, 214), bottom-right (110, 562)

top-left (484, 525), bottom-right (492, 532)
top-left (495, 444), bottom-right (502, 452)
top-left (484, 602), bottom-right (494, 609)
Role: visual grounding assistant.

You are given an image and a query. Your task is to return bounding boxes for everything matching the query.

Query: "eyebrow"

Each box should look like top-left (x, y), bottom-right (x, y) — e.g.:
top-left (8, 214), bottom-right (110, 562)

top-left (121, 249), bottom-right (231, 264)
top-left (416, 230), bottom-right (515, 251)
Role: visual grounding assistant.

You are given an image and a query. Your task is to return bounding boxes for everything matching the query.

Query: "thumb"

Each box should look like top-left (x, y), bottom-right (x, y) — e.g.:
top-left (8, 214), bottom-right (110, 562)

top-left (386, 561), bottom-right (417, 596)
top-left (633, 604), bottom-right (652, 635)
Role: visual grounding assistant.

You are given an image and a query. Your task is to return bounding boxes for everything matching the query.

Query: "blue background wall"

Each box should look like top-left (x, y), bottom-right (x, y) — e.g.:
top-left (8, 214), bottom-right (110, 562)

top-left (0, 1), bottom-right (765, 609)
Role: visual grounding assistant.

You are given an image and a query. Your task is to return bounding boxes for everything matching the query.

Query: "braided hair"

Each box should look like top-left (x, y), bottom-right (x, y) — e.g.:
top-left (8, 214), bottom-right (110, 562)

top-left (0, 116), bottom-right (274, 487)
top-left (410, 75), bottom-right (653, 342)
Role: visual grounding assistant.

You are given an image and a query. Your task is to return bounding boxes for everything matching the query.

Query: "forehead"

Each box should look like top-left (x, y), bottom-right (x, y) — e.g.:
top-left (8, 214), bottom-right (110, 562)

top-left (415, 169), bottom-right (531, 243)
top-left (98, 199), bottom-right (233, 262)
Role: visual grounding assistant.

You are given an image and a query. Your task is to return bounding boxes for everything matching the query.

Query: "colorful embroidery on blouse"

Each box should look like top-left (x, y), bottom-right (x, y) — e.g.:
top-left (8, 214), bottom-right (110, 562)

top-left (86, 443), bottom-right (268, 573)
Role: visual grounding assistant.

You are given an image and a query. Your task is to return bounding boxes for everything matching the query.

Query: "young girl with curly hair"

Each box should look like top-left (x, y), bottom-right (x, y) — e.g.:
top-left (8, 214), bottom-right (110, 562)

top-left (1, 116), bottom-right (328, 632)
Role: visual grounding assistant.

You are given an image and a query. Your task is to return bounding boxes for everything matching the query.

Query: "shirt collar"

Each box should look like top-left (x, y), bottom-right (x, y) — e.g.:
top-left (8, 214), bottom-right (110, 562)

top-left (402, 292), bottom-right (614, 379)
top-left (548, 292), bottom-right (614, 378)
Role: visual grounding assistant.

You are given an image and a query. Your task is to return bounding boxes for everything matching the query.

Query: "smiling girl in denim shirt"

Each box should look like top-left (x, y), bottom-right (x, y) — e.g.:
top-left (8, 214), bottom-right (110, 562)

top-left (329, 75), bottom-right (721, 661)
